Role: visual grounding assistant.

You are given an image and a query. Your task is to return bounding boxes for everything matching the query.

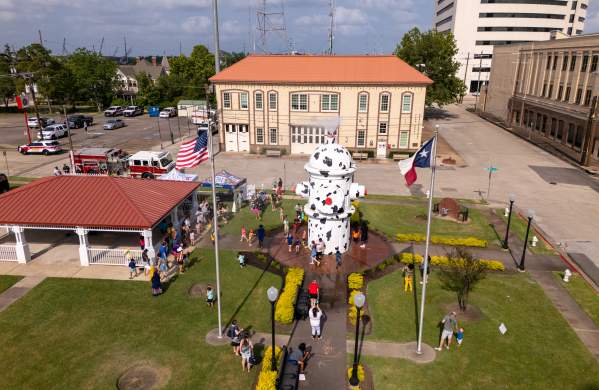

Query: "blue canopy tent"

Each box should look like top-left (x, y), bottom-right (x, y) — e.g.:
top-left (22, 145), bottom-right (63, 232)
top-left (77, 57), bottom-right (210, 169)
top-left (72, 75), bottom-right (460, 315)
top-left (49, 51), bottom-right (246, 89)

top-left (201, 170), bottom-right (247, 191)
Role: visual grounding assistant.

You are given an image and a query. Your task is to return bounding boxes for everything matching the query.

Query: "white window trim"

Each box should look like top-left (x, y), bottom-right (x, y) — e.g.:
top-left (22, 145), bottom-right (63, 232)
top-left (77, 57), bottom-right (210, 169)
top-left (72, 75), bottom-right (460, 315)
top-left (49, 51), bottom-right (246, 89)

top-left (291, 93), bottom-right (308, 111)
top-left (240, 92), bottom-right (249, 110)
top-left (402, 94), bottom-right (412, 113)
top-left (357, 129), bottom-right (366, 147)
top-left (269, 128), bottom-right (278, 145)
top-left (255, 92), bottom-right (263, 110)
top-left (399, 130), bottom-right (409, 148)
top-left (256, 127), bottom-right (264, 144)
top-left (321, 93), bottom-right (339, 112)
top-left (358, 93), bottom-right (368, 113)
top-left (223, 92), bottom-right (231, 109)
top-left (269, 92), bottom-right (277, 111)
top-left (378, 122), bottom-right (388, 135)
top-left (380, 93), bottom-right (390, 113)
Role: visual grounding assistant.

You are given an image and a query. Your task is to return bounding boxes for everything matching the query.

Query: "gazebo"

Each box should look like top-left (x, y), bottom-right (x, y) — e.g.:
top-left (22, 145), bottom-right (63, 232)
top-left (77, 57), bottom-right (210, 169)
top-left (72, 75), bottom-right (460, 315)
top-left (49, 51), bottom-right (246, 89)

top-left (0, 176), bottom-right (199, 266)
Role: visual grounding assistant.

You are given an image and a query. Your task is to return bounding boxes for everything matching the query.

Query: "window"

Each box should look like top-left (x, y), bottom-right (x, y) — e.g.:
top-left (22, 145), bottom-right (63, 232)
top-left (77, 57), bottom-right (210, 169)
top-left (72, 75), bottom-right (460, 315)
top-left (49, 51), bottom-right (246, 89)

top-left (542, 115), bottom-right (548, 134)
top-left (572, 1), bottom-right (578, 10)
top-left (321, 94), bottom-right (339, 111)
top-left (575, 88), bottom-right (583, 105)
top-left (133, 160), bottom-right (141, 166)
top-left (474, 53), bottom-right (493, 59)
top-left (562, 55), bottom-right (569, 71)
top-left (477, 26), bottom-right (557, 32)
top-left (575, 126), bottom-right (584, 148)
top-left (592, 55), bottom-right (599, 72)
top-left (240, 92), bottom-right (248, 109)
top-left (567, 123), bottom-right (575, 144)
top-left (358, 93), bottom-right (368, 112)
top-left (564, 86), bottom-right (571, 101)
top-left (557, 120), bottom-right (564, 140)
top-left (378, 122), bottom-right (388, 135)
top-left (435, 15), bottom-right (452, 28)
top-left (581, 55), bottom-right (589, 72)
top-left (223, 92), bottom-right (231, 109)
top-left (399, 131), bottom-right (409, 148)
top-left (402, 94), bottom-right (412, 113)
top-left (570, 56), bottom-right (577, 71)
top-left (558, 85), bottom-right (564, 100)
top-left (550, 118), bottom-right (557, 137)
top-left (472, 67), bottom-right (491, 72)
top-left (542, 84), bottom-right (547, 97)
top-left (546, 55), bottom-right (552, 70)
top-left (479, 12), bottom-right (565, 19)
top-left (436, 2), bottom-right (453, 15)
top-left (269, 128), bottom-right (277, 144)
top-left (553, 55), bottom-right (558, 70)
top-left (268, 92), bottom-right (277, 110)
top-left (480, 0), bottom-right (567, 4)
top-left (548, 84), bottom-right (553, 98)
top-left (291, 93), bottom-right (308, 111)
top-left (380, 94), bottom-right (390, 112)
top-left (569, 14), bottom-right (575, 23)
top-left (568, 27), bottom-right (573, 36)
top-left (584, 90), bottom-right (593, 106)
top-left (256, 127), bottom-right (264, 144)
top-left (255, 92), bottom-right (263, 110)
top-left (357, 130), bottom-right (366, 147)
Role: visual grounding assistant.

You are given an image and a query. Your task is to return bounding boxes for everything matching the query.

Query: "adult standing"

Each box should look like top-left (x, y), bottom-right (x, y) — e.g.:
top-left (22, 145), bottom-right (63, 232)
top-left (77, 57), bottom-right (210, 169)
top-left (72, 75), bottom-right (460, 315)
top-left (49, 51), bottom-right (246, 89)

top-left (283, 216), bottom-right (290, 236)
top-left (360, 222), bottom-right (369, 249)
top-left (84, 121), bottom-right (88, 133)
top-left (309, 305), bottom-right (323, 340)
top-left (419, 256), bottom-right (431, 284)
top-left (316, 239), bottom-right (325, 261)
top-left (257, 224), bottom-right (266, 249)
top-left (239, 336), bottom-right (254, 372)
top-left (308, 279), bottom-right (320, 306)
top-left (151, 268), bottom-right (162, 296)
top-left (435, 311), bottom-right (458, 351)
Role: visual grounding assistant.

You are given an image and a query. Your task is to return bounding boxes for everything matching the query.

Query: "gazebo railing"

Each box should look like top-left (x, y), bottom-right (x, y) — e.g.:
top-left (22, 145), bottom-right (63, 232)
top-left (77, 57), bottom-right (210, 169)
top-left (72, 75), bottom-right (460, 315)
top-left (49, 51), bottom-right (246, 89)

top-left (88, 248), bottom-right (143, 266)
top-left (0, 245), bottom-right (18, 262)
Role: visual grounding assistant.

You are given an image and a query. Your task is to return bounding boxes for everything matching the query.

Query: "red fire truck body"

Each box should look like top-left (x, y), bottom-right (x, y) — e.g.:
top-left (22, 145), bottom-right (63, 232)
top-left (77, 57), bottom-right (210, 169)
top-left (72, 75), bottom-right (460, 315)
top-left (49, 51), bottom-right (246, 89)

top-left (72, 148), bottom-right (174, 178)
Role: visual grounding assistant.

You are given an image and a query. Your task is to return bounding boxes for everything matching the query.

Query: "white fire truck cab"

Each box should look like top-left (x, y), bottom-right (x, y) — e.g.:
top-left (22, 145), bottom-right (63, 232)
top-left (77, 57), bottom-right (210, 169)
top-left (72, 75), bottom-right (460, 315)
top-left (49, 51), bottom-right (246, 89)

top-left (127, 150), bottom-right (175, 179)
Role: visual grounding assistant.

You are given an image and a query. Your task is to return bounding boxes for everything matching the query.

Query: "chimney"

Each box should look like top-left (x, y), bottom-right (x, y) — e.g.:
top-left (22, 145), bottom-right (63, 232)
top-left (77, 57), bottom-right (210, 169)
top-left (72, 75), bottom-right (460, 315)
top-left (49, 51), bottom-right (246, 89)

top-left (152, 56), bottom-right (157, 66)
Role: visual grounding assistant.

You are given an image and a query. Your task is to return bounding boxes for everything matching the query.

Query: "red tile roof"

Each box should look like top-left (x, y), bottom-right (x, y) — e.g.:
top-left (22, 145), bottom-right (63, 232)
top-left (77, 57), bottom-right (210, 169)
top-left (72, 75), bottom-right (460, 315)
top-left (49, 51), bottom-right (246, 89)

top-left (0, 176), bottom-right (199, 229)
top-left (209, 55), bottom-right (432, 85)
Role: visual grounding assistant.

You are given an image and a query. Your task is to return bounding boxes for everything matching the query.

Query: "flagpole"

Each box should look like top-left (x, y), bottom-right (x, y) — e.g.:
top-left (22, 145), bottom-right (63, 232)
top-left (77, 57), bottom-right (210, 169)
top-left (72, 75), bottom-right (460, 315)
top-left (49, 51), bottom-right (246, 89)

top-left (416, 125), bottom-right (438, 355)
top-left (208, 108), bottom-right (223, 338)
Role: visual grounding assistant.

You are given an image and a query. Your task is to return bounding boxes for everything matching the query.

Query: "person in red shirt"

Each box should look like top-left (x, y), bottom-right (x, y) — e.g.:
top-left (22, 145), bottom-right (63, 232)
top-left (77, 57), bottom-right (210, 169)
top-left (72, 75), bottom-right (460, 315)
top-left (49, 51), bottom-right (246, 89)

top-left (308, 279), bottom-right (320, 306)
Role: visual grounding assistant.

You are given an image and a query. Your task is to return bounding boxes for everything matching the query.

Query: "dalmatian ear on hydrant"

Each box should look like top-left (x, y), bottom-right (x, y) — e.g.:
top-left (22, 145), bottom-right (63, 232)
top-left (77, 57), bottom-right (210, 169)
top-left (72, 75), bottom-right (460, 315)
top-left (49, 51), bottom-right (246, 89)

top-left (295, 137), bottom-right (366, 255)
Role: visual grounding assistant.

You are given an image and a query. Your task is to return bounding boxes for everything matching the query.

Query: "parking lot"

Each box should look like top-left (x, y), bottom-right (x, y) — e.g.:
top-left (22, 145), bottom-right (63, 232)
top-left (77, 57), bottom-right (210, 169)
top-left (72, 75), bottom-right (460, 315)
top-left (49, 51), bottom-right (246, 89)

top-left (0, 112), bottom-right (196, 176)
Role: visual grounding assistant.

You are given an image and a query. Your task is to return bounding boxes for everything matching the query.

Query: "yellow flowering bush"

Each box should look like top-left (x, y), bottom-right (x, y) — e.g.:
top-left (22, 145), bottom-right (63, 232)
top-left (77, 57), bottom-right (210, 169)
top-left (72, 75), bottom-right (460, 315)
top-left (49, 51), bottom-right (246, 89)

top-left (347, 364), bottom-right (365, 382)
top-left (395, 233), bottom-right (488, 248)
top-left (256, 346), bottom-right (283, 390)
top-left (274, 267), bottom-right (305, 324)
top-left (348, 289), bottom-right (362, 305)
top-left (400, 253), bottom-right (505, 271)
top-left (347, 273), bottom-right (364, 290)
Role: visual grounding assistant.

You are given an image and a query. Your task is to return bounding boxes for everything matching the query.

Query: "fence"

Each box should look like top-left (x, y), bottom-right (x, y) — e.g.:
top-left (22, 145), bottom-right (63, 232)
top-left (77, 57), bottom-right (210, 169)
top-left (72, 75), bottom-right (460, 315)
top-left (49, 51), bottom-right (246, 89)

top-left (0, 245), bottom-right (18, 262)
top-left (88, 248), bottom-right (143, 266)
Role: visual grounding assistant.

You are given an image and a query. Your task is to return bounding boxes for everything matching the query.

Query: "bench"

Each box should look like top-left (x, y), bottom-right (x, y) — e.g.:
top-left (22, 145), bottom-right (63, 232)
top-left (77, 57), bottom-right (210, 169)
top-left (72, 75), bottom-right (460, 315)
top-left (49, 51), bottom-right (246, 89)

top-left (277, 345), bottom-right (301, 390)
top-left (392, 153), bottom-right (410, 161)
top-left (266, 149), bottom-right (282, 157)
top-left (352, 152), bottom-right (368, 160)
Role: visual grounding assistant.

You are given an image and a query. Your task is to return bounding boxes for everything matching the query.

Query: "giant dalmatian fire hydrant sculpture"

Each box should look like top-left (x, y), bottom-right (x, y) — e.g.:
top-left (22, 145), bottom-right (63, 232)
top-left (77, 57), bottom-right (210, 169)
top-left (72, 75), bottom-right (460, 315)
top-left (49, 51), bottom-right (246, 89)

top-left (295, 140), bottom-right (366, 255)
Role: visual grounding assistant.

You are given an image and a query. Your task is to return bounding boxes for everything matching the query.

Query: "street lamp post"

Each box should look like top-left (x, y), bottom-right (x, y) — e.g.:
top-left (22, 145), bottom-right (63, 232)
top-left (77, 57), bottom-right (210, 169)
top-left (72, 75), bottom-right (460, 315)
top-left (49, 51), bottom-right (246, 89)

top-left (503, 193), bottom-right (516, 249)
top-left (349, 292), bottom-right (366, 387)
top-left (519, 209), bottom-right (534, 271)
top-left (267, 286), bottom-right (279, 371)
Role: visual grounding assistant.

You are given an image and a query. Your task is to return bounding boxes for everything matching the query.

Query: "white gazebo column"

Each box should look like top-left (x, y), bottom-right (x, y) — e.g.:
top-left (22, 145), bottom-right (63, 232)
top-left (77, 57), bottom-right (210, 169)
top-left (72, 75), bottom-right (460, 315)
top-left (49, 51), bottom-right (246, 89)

top-left (142, 229), bottom-right (156, 260)
top-left (191, 192), bottom-right (199, 222)
top-left (11, 226), bottom-right (30, 264)
top-left (76, 227), bottom-right (90, 267)
top-left (171, 206), bottom-right (180, 229)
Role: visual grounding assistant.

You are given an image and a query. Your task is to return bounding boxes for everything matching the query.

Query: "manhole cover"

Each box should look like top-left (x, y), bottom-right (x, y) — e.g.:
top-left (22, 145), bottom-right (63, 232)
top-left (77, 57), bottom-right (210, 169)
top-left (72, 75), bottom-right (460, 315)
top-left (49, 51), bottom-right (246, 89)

top-left (117, 366), bottom-right (160, 390)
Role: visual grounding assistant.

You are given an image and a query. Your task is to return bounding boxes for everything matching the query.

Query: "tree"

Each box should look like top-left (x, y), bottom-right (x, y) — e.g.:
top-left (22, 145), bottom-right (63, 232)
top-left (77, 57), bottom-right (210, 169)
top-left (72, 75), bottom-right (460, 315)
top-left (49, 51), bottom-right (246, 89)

top-left (395, 28), bottom-right (466, 107)
top-left (169, 44), bottom-right (215, 100)
top-left (15, 44), bottom-right (67, 107)
top-left (0, 45), bottom-right (16, 107)
top-left (221, 51), bottom-right (246, 69)
top-left (438, 247), bottom-right (487, 311)
top-left (65, 48), bottom-right (117, 110)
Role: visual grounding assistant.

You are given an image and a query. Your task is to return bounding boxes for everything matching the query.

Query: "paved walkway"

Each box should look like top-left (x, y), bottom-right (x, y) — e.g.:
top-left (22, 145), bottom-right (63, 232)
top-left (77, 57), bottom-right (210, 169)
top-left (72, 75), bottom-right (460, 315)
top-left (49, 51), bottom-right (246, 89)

top-left (0, 275), bottom-right (46, 313)
top-left (347, 340), bottom-right (435, 364)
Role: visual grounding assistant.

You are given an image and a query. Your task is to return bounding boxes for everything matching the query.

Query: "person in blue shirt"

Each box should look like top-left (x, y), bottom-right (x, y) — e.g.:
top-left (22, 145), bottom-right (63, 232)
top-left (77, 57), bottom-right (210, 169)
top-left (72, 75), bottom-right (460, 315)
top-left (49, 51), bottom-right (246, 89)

top-left (257, 225), bottom-right (266, 249)
top-left (159, 241), bottom-right (168, 261)
top-left (128, 254), bottom-right (136, 279)
top-left (294, 237), bottom-right (301, 253)
top-left (206, 285), bottom-right (215, 307)
top-left (287, 233), bottom-right (293, 252)
top-left (335, 249), bottom-right (342, 269)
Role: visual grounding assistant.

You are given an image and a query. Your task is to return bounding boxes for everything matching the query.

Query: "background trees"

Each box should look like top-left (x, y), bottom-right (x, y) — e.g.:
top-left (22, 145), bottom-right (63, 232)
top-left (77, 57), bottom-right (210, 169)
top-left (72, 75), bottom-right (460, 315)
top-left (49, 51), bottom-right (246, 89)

top-left (65, 49), bottom-right (117, 110)
top-left (0, 45), bottom-right (16, 108)
top-left (395, 28), bottom-right (466, 107)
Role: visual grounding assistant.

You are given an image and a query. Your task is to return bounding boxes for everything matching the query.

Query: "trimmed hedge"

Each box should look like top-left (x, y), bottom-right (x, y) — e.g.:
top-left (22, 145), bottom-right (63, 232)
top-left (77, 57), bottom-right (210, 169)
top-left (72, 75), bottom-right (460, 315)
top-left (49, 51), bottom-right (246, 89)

top-left (347, 273), bottom-right (364, 290)
top-left (396, 233), bottom-right (488, 248)
top-left (255, 346), bottom-right (282, 390)
top-left (400, 253), bottom-right (505, 271)
top-left (347, 364), bottom-right (365, 382)
top-left (274, 267), bottom-right (304, 324)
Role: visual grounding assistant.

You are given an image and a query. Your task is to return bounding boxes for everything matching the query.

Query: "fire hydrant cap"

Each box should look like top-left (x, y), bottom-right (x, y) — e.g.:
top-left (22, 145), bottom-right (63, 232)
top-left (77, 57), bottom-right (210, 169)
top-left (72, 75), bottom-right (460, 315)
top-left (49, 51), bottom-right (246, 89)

top-left (306, 143), bottom-right (356, 176)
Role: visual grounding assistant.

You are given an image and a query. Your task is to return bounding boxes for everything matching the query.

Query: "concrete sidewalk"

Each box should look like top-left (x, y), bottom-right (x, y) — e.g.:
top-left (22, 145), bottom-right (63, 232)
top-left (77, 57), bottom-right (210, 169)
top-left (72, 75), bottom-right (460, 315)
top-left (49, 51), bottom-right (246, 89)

top-left (0, 275), bottom-right (46, 313)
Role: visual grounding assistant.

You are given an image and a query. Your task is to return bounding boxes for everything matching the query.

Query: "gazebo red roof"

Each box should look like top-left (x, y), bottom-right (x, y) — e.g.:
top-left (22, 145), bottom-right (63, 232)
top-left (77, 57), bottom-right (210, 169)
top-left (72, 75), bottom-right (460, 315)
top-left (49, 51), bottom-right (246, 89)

top-left (0, 176), bottom-right (199, 229)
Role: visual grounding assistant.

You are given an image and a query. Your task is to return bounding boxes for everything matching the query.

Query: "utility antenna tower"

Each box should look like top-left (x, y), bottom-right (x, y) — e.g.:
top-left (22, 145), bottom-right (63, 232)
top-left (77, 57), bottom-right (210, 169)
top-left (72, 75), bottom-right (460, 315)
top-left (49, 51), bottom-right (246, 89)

top-left (327, 0), bottom-right (335, 55)
top-left (99, 37), bottom-right (104, 55)
top-left (256, 0), bottom-right (288, 53)
top-left (62, 38), bottom-right (67, 56)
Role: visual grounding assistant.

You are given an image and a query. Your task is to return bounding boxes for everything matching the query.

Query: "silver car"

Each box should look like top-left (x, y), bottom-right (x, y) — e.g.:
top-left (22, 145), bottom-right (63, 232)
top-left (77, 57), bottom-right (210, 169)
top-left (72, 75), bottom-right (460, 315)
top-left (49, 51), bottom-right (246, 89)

top-left (103, 119), bottom-right (126, 130)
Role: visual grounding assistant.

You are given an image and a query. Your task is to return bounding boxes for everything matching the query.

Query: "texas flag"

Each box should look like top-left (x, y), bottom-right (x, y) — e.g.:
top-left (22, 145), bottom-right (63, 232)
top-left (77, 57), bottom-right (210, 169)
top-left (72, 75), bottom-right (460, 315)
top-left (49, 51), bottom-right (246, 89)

top-left (398, 136), bottom-right (436, 186)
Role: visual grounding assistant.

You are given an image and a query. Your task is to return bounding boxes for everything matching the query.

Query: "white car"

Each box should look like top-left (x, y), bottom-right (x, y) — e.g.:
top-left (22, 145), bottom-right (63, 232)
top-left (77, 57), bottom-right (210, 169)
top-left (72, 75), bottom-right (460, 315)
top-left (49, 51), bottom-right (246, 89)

top-left (104, 106), bottom-right (124, 117)
top-left (159, 107), bottom-right (177, 118)
top-left (39, 124), bottom-right (69, 140)
top-left (27, 117), bottom-right (55, 128)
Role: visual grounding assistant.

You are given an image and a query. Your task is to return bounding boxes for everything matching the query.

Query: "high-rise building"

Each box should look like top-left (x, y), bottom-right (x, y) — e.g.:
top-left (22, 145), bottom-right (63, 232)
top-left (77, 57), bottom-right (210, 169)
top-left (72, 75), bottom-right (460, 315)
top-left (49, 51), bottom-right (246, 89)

top-left (433, 0), bottom-right (588, 94)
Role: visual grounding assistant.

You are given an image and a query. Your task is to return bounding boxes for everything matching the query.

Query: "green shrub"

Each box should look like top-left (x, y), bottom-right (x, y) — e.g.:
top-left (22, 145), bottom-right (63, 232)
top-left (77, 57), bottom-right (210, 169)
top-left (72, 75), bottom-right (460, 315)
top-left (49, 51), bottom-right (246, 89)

top-left (399, 253), bottom-right (505, 271)
top-left (274, 268), bottom-right (304, 324)
top-left (347, 273), bottom-right (364, 290)
top-left (395, 233), bottom-right (487, 248)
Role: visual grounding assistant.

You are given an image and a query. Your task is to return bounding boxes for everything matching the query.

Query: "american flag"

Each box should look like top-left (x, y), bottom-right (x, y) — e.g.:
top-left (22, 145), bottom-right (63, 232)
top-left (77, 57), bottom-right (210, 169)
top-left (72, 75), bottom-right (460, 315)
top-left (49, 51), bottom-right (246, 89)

top-left (176, 130), bottom-right (209, 169)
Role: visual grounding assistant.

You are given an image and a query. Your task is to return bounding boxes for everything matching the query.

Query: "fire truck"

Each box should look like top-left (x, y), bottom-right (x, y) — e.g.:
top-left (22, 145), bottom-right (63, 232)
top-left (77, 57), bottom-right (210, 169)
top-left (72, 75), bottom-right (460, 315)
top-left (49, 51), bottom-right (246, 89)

top-left (72, 148), bottom-right (175, 178)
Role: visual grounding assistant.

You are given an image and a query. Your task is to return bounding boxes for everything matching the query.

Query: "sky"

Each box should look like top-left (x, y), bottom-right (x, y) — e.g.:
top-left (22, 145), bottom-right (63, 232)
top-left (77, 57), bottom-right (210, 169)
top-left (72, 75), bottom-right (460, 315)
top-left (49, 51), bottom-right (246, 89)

top-left (2, 0), bottom-right (599, 57)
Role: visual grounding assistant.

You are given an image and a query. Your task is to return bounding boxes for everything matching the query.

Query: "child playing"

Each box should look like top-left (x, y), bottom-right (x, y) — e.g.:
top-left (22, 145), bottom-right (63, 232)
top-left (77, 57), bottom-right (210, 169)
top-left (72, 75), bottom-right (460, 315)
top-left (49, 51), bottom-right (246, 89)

top-left (456, 328), bottom-right (464, 346)
top-left (206, 285), bottom-right (215, 307)
top-left (283, 216), bottom-right (290, 235)
top-left (301, 230), bottom-right (308, 248)
top-left (294, 236), bottom-right (301, 254)
top-left (238, 253), bottom-right (246, 268)
top-left (248, 229), bottom-right (255, 246)
top-left (287, 233), bottom-right (294, 252)
top-left (128, 254), bottom-right (137, 279)
top-left (279, 207), bottom-right (285, 222)
top-left (240, 226), bottom-right (248, 242)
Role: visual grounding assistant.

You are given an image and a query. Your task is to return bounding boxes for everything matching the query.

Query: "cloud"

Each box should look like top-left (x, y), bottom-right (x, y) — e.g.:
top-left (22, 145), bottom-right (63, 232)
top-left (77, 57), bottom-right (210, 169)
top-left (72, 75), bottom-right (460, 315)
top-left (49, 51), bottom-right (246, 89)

top-left (181, 15), bottom-right (212, 33)
top-left (585, 12), bottom-right (599, 33)
top-left (296, 14), bottom-right (328, 26)
top-left (0, 10), bottom-right (16, 21)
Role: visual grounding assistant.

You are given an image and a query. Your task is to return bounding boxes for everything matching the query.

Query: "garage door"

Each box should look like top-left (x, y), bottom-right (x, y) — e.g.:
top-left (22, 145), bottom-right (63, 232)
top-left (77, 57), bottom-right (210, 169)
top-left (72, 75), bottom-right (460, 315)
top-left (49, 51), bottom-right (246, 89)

top-left (224, 124), bottom-right (249, 152)
top-left (290, 125), bottom-right (327, 154)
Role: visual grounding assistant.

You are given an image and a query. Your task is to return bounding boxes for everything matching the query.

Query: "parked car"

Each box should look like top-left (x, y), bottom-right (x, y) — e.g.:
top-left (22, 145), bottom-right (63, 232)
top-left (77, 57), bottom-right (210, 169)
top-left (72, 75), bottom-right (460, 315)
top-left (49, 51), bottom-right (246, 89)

top-left (123, 106), bottom-right (143, 117)
top-left (104, 106), bottom-right (124, 117)
top-left (0, 173), bottom-right (8, 193)
top-left (17, 140), bottom-right (62, 155)
top-left (197, 121), bottom-right (218, 135)
top-left (27, 117), bottom-right (55, 128)
top-left (39, 124), bottom-right (69, 140)
top-left (103, 119), bottom-right (126, 130)
top-left (159, 107), bottom-right (177, 118)
top-left (67, 114), bottom-right (93, 129)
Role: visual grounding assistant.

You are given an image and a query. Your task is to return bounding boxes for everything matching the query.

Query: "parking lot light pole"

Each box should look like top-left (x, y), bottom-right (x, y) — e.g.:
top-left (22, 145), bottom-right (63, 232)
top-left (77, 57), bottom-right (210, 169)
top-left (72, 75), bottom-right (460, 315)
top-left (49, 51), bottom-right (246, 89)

top-left (267, 286), bottom-right (279, 371)
top-left (62, 105), bottom-right (74, 171)
top-left (349, 292), bottom-right (365, 387)
top-left (503, 193), bottom-right (515, 249)
top-left (519, 209), bottom-right (534, 271)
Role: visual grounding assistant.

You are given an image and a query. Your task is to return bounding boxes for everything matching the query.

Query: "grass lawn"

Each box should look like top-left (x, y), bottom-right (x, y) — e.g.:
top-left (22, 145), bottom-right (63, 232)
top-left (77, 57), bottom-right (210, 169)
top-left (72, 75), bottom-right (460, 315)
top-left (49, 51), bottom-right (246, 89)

top-left (0, 275), bottom-right (22, 293)
top-left (494, 209), bottom-right (556, 255)
top-left (360, 201), bottom-right (498, 245)
top-left (219, 199), bottom-right (299, 237)
top-left (7, 176), bottom-right (36, 190)
top-left (0, 249), bottom-right (281, 389)
top-left (364, 270), bottom-right (599, 389)
top-left (554, 271), bottom-right (599, 327)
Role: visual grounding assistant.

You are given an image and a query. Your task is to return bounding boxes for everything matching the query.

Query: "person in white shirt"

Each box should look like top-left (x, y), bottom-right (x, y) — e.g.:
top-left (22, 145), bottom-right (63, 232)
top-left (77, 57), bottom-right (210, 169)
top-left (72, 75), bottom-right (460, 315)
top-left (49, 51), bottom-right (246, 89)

top-left (309, 305), bottom-right (323, 340)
